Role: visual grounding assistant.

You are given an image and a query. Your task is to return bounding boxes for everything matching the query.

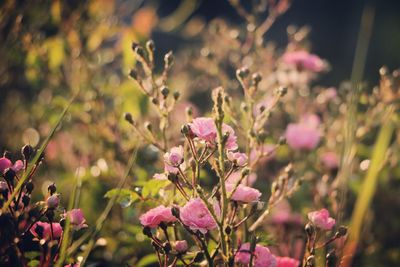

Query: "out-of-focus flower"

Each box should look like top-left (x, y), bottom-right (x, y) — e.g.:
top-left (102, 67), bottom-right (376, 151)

top-left (321, 152), bottom-right (339, 170)
top-left (270, 201), bottom-right (303, 225)
top-left (282, 51), bottom-right (326, 72)
top-left (226, 183), bottom-right (261, 203)
top-left (46, 194), bottom-right (60, 209)
top-left (275, 256), bottom-right (300, 267)
top-left (139, 205), bottom-right (176, 228)
top-left (189, 117), bottom-right (238, 150)
top-left (153, 173), bottom-right (167, 180)
top-left (164, 146), bottom-right (184, 167)
top-left (249, 144), bottom-right (276, 164)
top-left (64, 264), bottom-right (79, 267)
top-left (308, 208), bottom-right (335, 230)
top-left (235, 243), bottom-right (277, 267)
top-left (226, 171), bottom-right (258, 186)
top-left (180, 198), bottom-right (218, 234)
top-left (0, 157), bottom-right (23, 174)
top-left (66, 209), bottom-right (88, 230)
top-left (174, 240), bottom-right (188, 253)
top-left (285, 114), bottom-right (321, 150)
top-left (30, 221), bottom-right (63, 240)
top-left (227, 151), bottom-right (248, 166)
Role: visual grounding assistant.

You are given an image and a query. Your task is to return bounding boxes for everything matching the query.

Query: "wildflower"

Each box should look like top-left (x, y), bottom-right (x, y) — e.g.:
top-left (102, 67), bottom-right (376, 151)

top-left (66, 209), bottom-right (88, 230)
top-left (180, 198), bottom-right (218, 234)
top-left (282, 51), bottom-right (326, 72)
top-left (226, 183), bottom-right (261, 203)
top-left (307, 208), bottom-right (336, 230)
top-left (46, 194), bottom-right (60, 209)
top-left (174, 240), bottom-right (188, 253)
top-left (189, 117), bottom-right (238, 150)
top-left (235, 243), bottom-right (277, 267)
top-left (227, 151), bottom-right (248, 166)
top-left (139, 205), bottom-right (177, 228)
top-left (0, 157), bottom-right (23, 174)
top-left (321, 152), bottom-right (339, 170)
top-left (30, 221), bottom-right (63, 240)
top-left (164, 146), bottom-right (184, 167)
top-left (275, 256), bottom-right (300, 267)
top-left (285, 114), bottom-right (321, 150)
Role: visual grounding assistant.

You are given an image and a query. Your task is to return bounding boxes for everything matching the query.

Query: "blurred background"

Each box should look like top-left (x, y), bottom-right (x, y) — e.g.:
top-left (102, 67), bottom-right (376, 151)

top-left (0, 0), bottom-right (399, 266)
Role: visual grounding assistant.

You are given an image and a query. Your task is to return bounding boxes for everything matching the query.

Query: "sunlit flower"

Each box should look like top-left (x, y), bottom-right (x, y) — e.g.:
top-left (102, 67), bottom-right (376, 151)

top-left (308, 208), bottom-right (336, 230)
top-left (276, 256), bottom-right (300, 267)
top-left (180, 198), bottom-right (218, 234)
top-left (235, 243), bottom-right (277, 267)
top-left (0, 157), bottom-right (23, 174)
top-left (30, 221), bottom-right (63, 240)
top-left (282, 51), bottom-right (326, 72)
top-left (139, 205), bottom-right (176, 228)
top-left (66, 209), bottom-right (88, 230)
top-left (227, 151), bottom-right (248, 166)
top-left (321, 152), bottom-right (339, 170)
top-left (285, 114), bottom-right (321, 150)
top-left (226, 183), bottom-right (261, 203)
top-left (164, 146), bottom-right (184, 167)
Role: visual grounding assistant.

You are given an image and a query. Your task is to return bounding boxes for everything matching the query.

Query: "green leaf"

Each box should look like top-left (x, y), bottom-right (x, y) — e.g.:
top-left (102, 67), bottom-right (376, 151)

top-left (141, 179), bottom-right (170, 198)
top-left (28, 260), bottom-right (40, 267)
top-left (104, 188), bottom-right (139, 208)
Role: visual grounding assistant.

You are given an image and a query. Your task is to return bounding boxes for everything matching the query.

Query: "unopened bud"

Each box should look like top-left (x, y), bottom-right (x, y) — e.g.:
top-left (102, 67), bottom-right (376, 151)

top-left (160, 86), bottom-right (169, 98)
top-left (173, 91), bottom-right (180, 100)
top-left (276, 86), bottom-right (287, 97)
top-left (335, 226), bottom-right (347, 238)
top-left (22, 145), bottom-right (34, 161)
top-left (163, 242), bottom-right (172, 254)
top-left (143, 226), bottom-right (152, 237)
top-left (150, 97), bottom-right (159, 105)
top-left (146, 40), bottom-right (155, 53)
top-left (171, 206), bottom-right (180, 219)
top-left (4, 168), bottom-right (16, 183)
top-left (252, 73), bottom-right (262, 85)
top-left (134, 46), bottom-right (146, 59)
top-left (236, 67), bottom-right (250, 79)
top-left (305, 223), bottom-right (315, 237)
top-left (48, 183), bottom-right (57, 195)
top-left (129, 69), bottom-right (138, 80)
top-left (278, 136), bottom-right (286, 145)
top-left (124, 112), bottom-right (135, 125)
top-left (144, 121), bottom-right (152, 132)
top-left (326, 250), bottom-right (337, 267)
top-left (22, 195), bottom-right (30, 207)
top-left (46, 194), bottom-right (59, 209)
top-left (164, 51), bottom-right (174, 68)
top-left (25, 181), bottom-right (34, 194)
top-left (241, 168), bottom-right (250, 177)
top-left (241, 102), bottom-right (248, 112)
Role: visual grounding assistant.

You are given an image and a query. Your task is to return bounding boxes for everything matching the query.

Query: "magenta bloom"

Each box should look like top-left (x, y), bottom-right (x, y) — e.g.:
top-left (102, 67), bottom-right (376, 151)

top-left (227, 151), bottom-right (248, 166)
top-left (282, 51), bottom-right (326, 72)
top-left (189, 117), bottom-right (238, 150)
top-left (139, 205), bottom-right (177, 228)
top-left (174, 240), bottom-right (188, 253)
top-left (285, 114), bottom-right (321, 151)
top-left (235, 243), bottom-right (277, 267)
top-left (308, 209), bottom-right (336, 230)
top-left (180, 198), bottom-right (218, 234)
top-left (164, 146), bottom-right (184, 168)
top-left (226, 183), bottom-right (261, 203)
top-left (321, 152), bottom-right (339, 170)
top-left (0, 157), bottom-right (23, 174)
top-left (66, 209), bottom-right (88, 230)
top-left (276, 256), bottom-right (300, 267)
top-left (30, 221), bottom-right (63, 240)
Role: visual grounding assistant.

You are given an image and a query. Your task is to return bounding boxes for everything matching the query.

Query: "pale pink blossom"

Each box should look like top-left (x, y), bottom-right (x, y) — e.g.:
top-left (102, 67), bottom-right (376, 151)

top-left (189, 117), bottom-right (238, 150)
top-left (153, 173), bottom-right (167, 180)
top-left (321, 152), bottom-right (339, 170)
top-left (227, 151), bottom-right (248, 166)
top-left (276, 256), bottom-right (300, 267)
top-left (0, 157), bottom-right (23, 174)
top-left (226, 183), bottom-right (261, 203)
top-left (285, 114), bottom-right (321, 150)
top-left (270, 201), bottom-right (303, 225)
top-left (282, 51), bottom-right (326, 72)
top-left (66, 209), bottom-right (88, 230)
top-left (308, 208), bottom-right (336, 230)
top-left (139, 205), bottom-right (177, 228)
top-left (174, 240), bottom-right (188, 253)
top-left (164, 146), bottom-right (184, 167)
top-left (46, 194), bottom-right (60, 209)
top-left (235, 243), bottom-right (277, 267)
top-left (30, 221), bottom-right (63, 240)
top-left (180, 198), bottom-right (218, 234)
top-left (226, 171), bottom-right (258, 186)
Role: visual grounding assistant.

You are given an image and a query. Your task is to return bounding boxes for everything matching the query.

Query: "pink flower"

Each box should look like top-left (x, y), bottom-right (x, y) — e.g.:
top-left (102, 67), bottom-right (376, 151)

top-left (164, 146), bottom-right (184, 167)
top-left (174, 240), bottom-right (188, 253)
top-left (321, 152), bottom-right (339, 170)
top-left (285, 114), bottom-right (321, 151)
top-left (139, 205), bottom-right (177, 228)
top-left (282, 51), bottom-right (326, 72)
top-left (66, 209), bottom-right (88, 230)
top-left (276, 256), bottom-right (300, 267)
top-left (227, 151), bottom-right (248, 166)
top-left (46, 195), bottom-right (60, 209)
top-left (308, 209), bottom-right (336, 230)
top-left (64, 264), bottom-right (79, 267)
top-left (0, 157), bottom-right (23, 174)
top-left (180, 198), bottom-right (218, 234)
top-left (153, 173), bottom-right (167, 180)
top-left (30, 221), bottom-right (63, 240)
top-left (226, 183), bottom-right (261, 203)
top-left (235, 243), bottom-right (277, 267)
top-left (249, 144), bottom-right (276, 164)
top-left (226, 171), bottom-right (258, 186)
top-left (189, 117), bottom-right (238, 150)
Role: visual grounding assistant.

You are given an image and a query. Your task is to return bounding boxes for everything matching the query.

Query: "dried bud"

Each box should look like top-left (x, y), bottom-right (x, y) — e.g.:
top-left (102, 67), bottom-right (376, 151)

top-left (278, 136), bottom-right (286, 145)
top-left (173, 91), bottom-right (180, 100)
top-left (46, 194), bottom-right (59, 209)
top-left (225, 226), bottom-right (232, 235)
top-left (48, 183), bottom-right (57, 195)
top-left (22, 145), bottom-right (34, 161)
top-left (276, 86), bottom-right (288, 97)
top-left (4, 168), bottom-right (16, 183)
top-left (129, 69), bottom-right (138, 80)
top-left (25, 181), bottom-right (34, 194)
top-left (236, 67), bottom-right (250, 79)
top-left (306, 255), bottom-right (315, 267)
top-left (150, 97), bottom-right (159, 105)
top-left (305, 223), bottom-right (315, 237)
top-left (160, 86), bottom-right (170, 98)
top-left (335, 226), bottom-right (348, 238)
top-left (124, 112), bottom-right (135, 125)
top-left (163, 242), bottom-right (172, 254)
top-left (22, 195), bottom-right (30, 207)
top-left (134, 46), bottom-right (146, 59)
top-left (144, 121), bottom-right (152, 132)
top-left (164, 51), bottom-right (174, 68)
top-left (146, 40), bottom-right (155, 53)
top-left (326, 250), bottom-right (337, 267)
top-left (252, 73), bottom-right (262, 85)
top-left (142, 226), bottom-right (152, 237)
top-left (171, 206), bottom-right (180, 219)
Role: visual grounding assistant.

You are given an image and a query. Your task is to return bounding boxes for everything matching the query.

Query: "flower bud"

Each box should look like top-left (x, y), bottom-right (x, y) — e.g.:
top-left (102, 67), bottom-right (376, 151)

top-left (150, 97), bottom-right (159, 105)
top-left (22, 195), bottom-right (30, 207)
top-left (278, 136), bottom-right (286, 145)
top-left (144, 121), bottom-right (152, 132)
top-left (236, 67), bottom-right (249, 79)
top-left (174, 240), bottom-right (188, 253)
top-left (124, 112), bottom-right (135, 125)
top-left (134, 46), bottom-right (146, 59)
top-left (142, 226), bottom-right (152, 237)
top-left (252, 72), bottom-right (262, 85)
top-left (163, 242), bottom-right (172, 254)
top-left (305, 223), bottom-right (315, 237)
top-left (241, 168), bottom-right (250, 177)
top-left (22, 145), bottom-right (34, 161)
top-left (129, 69), bottom-right (138, 80)
top-left (326, 250), bottom-right (337, 267)
top-left (171, 206), bottom-right (180, 219)
top-left (306, 255), bottom-right (315, 267)
top-left (48, 183), bottom-right (56, 195)
top-left (185, 106), bottom-right (193, 116)
top-left (160, 86), bottom-right (169, 98)
top-left (276, 86), bottom-right (288, 97)
top-left (46, 195), bottom-right (59, 209)
top-left (146, 40), bottom-right (155, 53)
top-left (164, 51), bottom-right (174, 68)
top-left (4, 168), bottom-right (16, 183)
top-left (335, 226), bottom-right (347, 238)
top-left (173, 91), bottom-right (180, 100)
top-left (25, 181), bottom-right (34, 193)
